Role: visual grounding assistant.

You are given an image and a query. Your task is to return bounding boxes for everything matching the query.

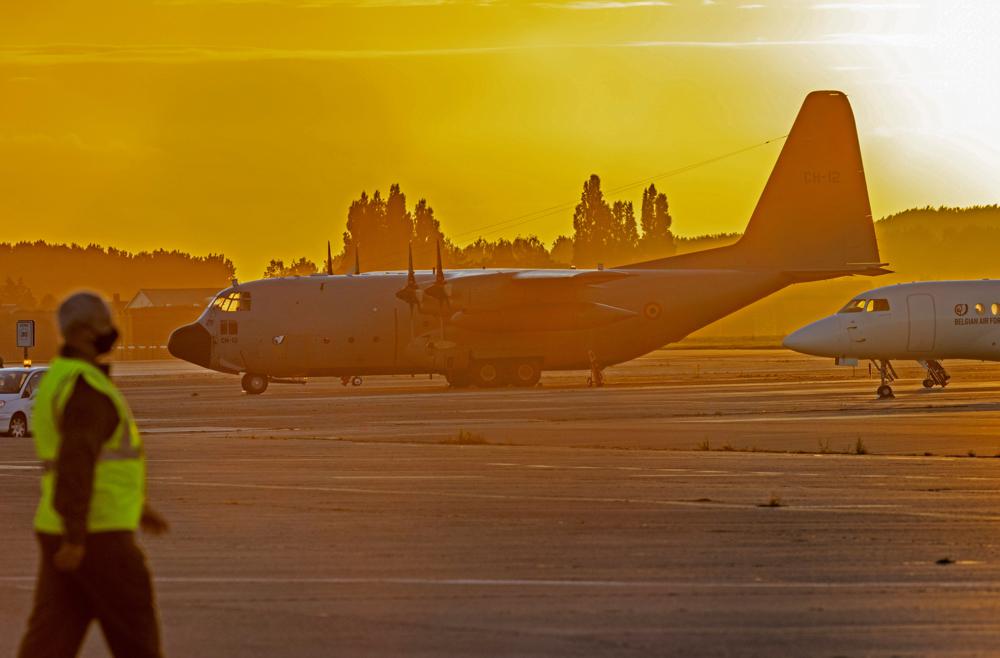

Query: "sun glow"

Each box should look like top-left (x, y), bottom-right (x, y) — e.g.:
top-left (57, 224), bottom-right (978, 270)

top-left (0, 0), bottom-right (996, 276)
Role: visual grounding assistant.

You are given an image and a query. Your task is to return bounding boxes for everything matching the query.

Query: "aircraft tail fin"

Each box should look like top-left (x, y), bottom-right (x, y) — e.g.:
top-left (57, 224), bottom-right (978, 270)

top-left (625, 91), bottom-right (883, 275)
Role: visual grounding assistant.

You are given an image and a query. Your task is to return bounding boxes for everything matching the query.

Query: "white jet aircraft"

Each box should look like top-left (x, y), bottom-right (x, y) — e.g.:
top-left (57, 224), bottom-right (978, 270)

top-left (783, 281), bottom-right (1000, 398)
top-left (169, 90), bottom-right (890, 394)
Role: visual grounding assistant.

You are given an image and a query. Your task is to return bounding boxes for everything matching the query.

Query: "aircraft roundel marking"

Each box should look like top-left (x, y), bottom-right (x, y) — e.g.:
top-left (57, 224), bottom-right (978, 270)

top-left (955, 303), bottom-right (968, 317)
top-left (643, 302), bottom-right (662, 320)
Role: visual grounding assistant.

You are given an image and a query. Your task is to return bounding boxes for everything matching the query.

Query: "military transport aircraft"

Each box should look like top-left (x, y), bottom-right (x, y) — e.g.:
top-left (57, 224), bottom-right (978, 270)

top-left (168, 90), bottom-right (889, 394)
top-left (783, 280), bottom-right (1000, 399)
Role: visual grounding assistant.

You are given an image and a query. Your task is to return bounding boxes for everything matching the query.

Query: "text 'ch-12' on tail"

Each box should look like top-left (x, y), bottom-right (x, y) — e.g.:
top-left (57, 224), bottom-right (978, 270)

top-left (627, 90), bottom-right (889, 279)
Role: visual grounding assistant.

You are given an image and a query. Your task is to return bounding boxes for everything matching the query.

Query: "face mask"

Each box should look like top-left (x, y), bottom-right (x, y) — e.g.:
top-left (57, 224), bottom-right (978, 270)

top-left (94, 327), bottom-right (119, 355)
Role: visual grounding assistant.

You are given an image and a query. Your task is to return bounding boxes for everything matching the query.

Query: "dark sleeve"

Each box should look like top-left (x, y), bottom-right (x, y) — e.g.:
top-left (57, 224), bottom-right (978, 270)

top-left (53, 378), bottom-right (120, 544)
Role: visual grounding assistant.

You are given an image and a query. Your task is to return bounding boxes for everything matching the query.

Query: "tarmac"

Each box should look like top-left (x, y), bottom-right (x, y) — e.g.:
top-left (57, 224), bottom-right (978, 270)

top-left (2, 349), bottom-right (1000, 656)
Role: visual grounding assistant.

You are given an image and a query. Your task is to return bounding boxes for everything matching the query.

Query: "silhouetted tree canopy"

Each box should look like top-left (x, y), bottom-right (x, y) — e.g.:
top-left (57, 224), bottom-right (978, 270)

top-left (330, 188), bottom-right (1000, 283)
top-left (341, 185), bottom-right (436, 271)
top-left (0, 277), bottom-right (36, 310)
top-left (637, 183), bottom-right (675, 261)
top-left (566, 176), bottom-right (675, 267)
top-left (0, 241), bottom-right (235, 309)
top-left (263, 257), bottom-right (319, 278)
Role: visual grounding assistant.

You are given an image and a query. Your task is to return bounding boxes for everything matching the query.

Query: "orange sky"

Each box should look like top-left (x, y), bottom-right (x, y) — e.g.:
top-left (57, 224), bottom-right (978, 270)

top-left (1, 0), bottom-right (997, 277)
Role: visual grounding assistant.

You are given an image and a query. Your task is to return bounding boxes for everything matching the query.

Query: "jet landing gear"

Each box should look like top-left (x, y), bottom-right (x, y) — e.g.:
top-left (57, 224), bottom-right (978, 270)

top-left (919, 360), bottom-right (950, 389)
top-left (870, 359), bottom-right (897, 399)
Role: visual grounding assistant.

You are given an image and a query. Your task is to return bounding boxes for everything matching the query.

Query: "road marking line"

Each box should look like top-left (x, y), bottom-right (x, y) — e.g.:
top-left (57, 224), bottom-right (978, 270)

top-left (1, 576), bottom-right (998, 589)
top-left (145, 479), bottom-right (1000, 521)
top-left (325, 476), bottom-right (485, 480)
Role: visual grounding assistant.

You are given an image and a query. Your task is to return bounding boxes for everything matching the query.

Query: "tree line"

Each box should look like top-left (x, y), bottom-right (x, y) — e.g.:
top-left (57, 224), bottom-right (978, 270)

top-left (264, 175), bottom-right (677, 277)
top-left (0, 242), bottom-right (234, 310)
top-left (8, 198), bottom-right (998, 317)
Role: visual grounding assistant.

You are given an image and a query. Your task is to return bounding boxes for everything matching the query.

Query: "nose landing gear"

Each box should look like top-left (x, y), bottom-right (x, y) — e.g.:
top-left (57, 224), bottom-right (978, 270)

top-left (870, 359), bottom-right (897, 399)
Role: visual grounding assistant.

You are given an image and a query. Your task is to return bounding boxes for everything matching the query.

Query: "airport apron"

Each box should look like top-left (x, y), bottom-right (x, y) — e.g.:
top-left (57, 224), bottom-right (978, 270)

top-left (32, 357), bottom-right (145, 534)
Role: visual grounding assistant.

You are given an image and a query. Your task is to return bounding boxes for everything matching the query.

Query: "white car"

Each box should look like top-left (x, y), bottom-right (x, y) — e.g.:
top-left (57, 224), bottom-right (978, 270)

top-left (0, 367), bottom-right (48, 438)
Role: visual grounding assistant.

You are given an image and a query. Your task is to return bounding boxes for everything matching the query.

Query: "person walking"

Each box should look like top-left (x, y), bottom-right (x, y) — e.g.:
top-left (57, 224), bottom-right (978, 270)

top-left (19, 292), bottom-right (169, 658)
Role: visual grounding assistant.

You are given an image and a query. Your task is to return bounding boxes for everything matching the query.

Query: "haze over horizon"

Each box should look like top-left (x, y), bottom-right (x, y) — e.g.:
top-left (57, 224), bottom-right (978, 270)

top-left (2, 0), bottom-right (998, 277)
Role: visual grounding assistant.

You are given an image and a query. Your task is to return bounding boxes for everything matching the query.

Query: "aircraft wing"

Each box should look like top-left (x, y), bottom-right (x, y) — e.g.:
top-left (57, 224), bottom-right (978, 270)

top-left (783, 263), bottom-right (893, 282)
top-left (506, 270), bottom-right (633, 285)
top-left (431, 269), bottom-right (635, 323)
top-left (436, 269), bottom-right (632, 288)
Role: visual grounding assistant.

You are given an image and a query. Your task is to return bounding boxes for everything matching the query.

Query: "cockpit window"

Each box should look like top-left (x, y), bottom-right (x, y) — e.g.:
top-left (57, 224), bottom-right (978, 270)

top-left (839, 299), bottom-right (866, 313)
top-left (212, 290), bottom-right (251, 312)
top-left (839, 298), bottom-right (890, 314)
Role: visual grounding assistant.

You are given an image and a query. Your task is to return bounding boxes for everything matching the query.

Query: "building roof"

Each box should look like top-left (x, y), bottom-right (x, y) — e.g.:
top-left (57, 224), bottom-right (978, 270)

top-left (125, 288), bottom-right (220, 311)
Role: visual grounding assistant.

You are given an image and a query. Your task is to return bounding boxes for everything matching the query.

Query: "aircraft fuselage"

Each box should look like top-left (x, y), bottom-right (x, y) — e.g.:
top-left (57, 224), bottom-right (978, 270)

top-left (172, 267), bottom-right (787, 379)
top-left (784, 280), bottom-right (1000, 362)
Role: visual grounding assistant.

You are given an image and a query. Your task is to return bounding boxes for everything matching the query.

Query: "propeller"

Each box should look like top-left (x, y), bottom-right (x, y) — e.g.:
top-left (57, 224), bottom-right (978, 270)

top-left (421, 241), bottom-right (454, 342)
top-left (395, 243), bottom-right (423, 314)
top-left (423, 241), bottom-right (450, 305)
top-left (394, 241), bottom-right (455, 345)
top-left (353, 245), bottom-right (361, 275)
top-left (325, 241), bottom-right (334, 275)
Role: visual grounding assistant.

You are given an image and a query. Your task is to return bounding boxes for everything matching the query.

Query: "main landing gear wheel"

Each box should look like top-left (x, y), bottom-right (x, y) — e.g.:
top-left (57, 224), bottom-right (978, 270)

top-left (511, 361), bottom-right (541, 388)
top-left (8, 413), bottom-right (27, 438)
top-left (919, 359), bottom-right (951, 389)
top-left (471, 361), bottom-right (504, 388)
top-left (241, 373), bottom-right (269, 395)
top-left (877, 384), bottom-right (894, 399)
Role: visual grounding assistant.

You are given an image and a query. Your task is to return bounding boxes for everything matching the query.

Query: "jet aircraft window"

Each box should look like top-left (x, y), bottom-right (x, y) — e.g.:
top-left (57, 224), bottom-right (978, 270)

top-left (212, 291), bottom-right (251, 312)
top-left (839, 298), bottom-right (889, 314)
top-left (838, 299), bottom-right (867, 314)
top-left (868, 299), bottom-right (890, 312)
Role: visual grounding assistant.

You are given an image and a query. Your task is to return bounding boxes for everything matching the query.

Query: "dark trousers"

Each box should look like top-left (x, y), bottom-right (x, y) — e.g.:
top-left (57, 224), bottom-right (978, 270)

top-left (18, 532), bottom-right (162, 658)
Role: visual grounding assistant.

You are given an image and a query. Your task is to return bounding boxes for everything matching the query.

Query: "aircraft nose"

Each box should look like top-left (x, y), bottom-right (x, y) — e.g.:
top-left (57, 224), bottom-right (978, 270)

top-left (168, 322), bottom-right (212, 368)
top-left (782, 317), bottom-right (842, 357)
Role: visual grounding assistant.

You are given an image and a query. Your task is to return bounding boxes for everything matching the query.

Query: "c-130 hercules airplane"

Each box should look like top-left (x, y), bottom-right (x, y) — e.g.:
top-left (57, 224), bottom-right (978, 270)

top-left (168, 90), bottom-right (890, 394)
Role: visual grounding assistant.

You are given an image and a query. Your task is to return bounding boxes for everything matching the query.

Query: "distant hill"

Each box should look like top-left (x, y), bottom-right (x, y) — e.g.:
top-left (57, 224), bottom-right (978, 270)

top-left (875, 205), bottom-right (1000, 280)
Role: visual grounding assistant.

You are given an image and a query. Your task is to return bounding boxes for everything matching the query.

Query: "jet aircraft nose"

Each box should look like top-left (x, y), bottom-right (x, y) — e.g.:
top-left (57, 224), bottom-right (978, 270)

top-left (168, 322), bottom-right (212, 368)
top-left (782, 316), bottom-right (845, 357)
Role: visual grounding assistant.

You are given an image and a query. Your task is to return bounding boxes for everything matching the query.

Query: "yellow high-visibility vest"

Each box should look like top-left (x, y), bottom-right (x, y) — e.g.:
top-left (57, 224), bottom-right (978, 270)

top-left (32, 357), bottom-right (145, 534)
